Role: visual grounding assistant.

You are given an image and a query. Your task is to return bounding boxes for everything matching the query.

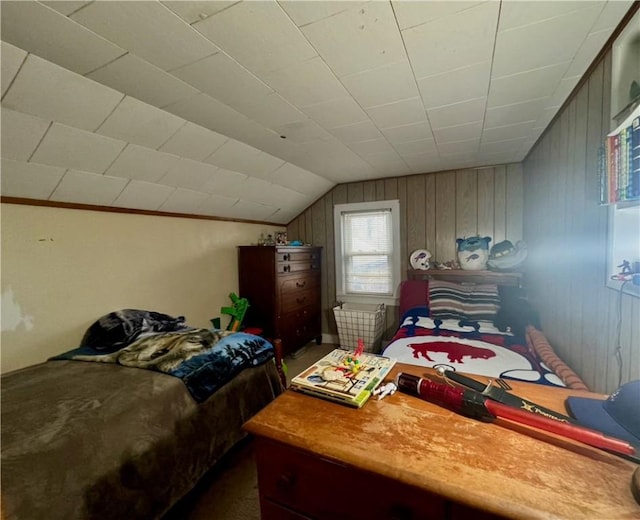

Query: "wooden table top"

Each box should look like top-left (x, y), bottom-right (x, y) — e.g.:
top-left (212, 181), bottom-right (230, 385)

top-left (244, 363), bottom-right (640, 520)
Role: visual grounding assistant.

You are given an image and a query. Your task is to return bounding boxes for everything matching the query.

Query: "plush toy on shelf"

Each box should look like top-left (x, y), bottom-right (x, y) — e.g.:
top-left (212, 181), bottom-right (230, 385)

top-left (456, 236), bottom-right (491, 271)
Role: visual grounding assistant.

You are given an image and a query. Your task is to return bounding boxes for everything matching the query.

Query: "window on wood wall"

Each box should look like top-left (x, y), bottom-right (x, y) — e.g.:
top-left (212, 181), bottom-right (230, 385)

top-left (334, 200), bottom-right (401, 305)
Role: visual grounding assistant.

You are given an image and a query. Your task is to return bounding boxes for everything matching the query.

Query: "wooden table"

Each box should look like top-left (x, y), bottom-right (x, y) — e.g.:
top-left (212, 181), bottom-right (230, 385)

top-left (244, 364), bottom-right (639, 519)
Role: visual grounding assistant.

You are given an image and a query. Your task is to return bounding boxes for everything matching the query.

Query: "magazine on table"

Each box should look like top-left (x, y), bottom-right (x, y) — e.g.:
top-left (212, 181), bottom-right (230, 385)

top-left (290, 348), bottom-right (397, 408)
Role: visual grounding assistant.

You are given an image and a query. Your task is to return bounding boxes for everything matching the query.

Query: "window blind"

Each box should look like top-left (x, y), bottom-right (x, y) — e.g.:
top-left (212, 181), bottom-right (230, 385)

top-left (342, 208), bottom-right (393, 295)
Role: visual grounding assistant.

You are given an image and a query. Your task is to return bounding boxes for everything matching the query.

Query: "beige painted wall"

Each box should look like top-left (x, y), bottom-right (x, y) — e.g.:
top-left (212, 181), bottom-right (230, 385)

top-left (0, 203), bottom-right (284, 373)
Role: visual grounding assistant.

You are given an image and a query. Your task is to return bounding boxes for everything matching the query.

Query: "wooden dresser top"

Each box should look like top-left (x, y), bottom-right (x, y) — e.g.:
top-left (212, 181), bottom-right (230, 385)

top-left (245, 364), bottom-right (639, 519)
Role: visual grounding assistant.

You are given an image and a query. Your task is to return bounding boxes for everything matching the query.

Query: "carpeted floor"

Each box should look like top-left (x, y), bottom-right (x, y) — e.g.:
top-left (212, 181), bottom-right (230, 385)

top-left (163, 343), bottom-right (336, 520)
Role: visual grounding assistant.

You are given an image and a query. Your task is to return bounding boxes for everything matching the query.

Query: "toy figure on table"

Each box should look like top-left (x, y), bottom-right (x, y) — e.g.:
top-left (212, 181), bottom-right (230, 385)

top-left (343, 338), bottom-right (366, 373)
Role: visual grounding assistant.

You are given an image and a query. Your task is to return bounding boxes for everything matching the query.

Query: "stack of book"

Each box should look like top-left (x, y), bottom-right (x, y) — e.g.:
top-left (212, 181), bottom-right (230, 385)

top-left (601, 104), bottom-right (640, 204)
top-left (290, 348), bottom-right (396, 408)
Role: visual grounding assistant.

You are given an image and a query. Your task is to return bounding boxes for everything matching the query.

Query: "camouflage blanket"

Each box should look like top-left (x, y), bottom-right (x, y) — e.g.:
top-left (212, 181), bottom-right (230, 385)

top-left (53, 329), bottom-right (274, 402)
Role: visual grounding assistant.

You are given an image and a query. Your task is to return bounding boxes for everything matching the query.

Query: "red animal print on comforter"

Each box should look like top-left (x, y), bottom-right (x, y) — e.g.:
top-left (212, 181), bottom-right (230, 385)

top-left (409, 341), bottom-right (496, 363)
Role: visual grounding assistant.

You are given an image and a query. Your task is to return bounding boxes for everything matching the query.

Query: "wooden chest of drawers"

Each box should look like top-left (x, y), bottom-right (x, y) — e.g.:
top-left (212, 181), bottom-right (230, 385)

top-left (238, 245), bottom-right (322, 357)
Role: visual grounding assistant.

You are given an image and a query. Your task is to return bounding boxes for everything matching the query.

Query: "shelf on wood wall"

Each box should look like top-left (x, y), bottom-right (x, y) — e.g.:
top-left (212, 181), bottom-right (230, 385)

top-left (407, 269), bottom-right (523, 287)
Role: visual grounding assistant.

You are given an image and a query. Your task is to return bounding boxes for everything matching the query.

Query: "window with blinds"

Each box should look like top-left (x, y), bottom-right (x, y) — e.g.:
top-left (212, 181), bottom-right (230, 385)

top-left (334, 200), bottom-right (400, 303)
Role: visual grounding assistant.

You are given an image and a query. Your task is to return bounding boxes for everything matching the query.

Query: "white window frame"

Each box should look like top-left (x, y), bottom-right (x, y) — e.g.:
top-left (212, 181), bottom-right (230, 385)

top-left (334, 200), bottom-right (401, 305)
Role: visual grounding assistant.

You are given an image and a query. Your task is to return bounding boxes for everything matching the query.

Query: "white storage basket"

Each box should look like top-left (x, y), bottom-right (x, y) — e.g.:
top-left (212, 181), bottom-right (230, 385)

top-left (333, 302), bottom-right (386, 353)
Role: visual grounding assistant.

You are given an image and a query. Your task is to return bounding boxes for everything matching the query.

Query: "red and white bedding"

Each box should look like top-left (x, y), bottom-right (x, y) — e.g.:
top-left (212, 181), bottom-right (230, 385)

top-left (383, 280), bottom-right (588, 390)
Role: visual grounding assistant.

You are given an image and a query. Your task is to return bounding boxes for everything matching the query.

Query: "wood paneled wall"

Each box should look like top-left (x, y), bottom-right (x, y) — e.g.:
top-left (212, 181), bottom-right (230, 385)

top-left (523, 50), bottom-right (639, 394)
top-left (287, 165), bottom-right (524, 340)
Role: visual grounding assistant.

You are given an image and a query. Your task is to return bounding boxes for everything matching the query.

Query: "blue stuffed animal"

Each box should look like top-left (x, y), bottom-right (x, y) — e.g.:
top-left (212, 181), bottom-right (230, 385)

top-left (456, 236), bottom-right (491, 271)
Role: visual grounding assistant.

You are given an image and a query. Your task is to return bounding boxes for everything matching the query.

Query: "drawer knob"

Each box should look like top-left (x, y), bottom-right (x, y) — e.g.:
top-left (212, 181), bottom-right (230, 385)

top-left (283, 254), bottom-right (290, 261)
top-left (276, 472), bottom-right (296, 491)
top-left (296, 297), bottom-right (306, 304)
top-left (283, 265), bottom-right (290, 272)
top-left (296, 280), bottom-right (306, 288)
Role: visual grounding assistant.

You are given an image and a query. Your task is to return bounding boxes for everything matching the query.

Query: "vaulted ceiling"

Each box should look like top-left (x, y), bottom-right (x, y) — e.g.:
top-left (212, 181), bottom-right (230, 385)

top-left (0, 1), bottom-right (634, 223)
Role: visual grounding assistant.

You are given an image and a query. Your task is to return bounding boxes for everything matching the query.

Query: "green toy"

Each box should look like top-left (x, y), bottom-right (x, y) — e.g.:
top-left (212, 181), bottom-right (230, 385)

top-left (220, 292), bottom-right (249, 332)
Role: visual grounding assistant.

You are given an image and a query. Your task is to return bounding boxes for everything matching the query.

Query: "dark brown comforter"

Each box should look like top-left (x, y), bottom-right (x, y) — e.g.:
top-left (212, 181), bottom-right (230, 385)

top-left (1, 358), bottom-right (283, 519)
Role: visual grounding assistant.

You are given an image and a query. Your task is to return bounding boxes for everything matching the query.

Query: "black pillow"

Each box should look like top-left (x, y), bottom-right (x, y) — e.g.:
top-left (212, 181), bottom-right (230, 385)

top-left (80, 309), bottom-right (188, 352)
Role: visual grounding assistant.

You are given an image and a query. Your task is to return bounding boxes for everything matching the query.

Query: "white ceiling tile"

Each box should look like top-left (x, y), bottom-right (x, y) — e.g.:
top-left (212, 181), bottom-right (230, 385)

top-left (547, 75), bottom-right (582, 108)
top-left (2, 54), bottom-right (123, 132)
top-left (433, 121), bottom-right (483, 144)
top-left (484, 98), bottom-right (547, 128)
top-left (392, 138), bottom-right (437, 156)
top-left (200, 167), bottom-right (247, 198)
top-left (105, 144), bottom-right (182, 183)
top-left (278, 1), bottom-right (364, 27)
top-left (479, 137), bottom-right (528, 154)
top-left (159, 188), bottom-right (210, 214)
top-left (50, 169), bottom-right (128, 205)
top-left (1, 108), bottom-right (50, 161)
top-left (392, 1), bottom-right (484, 31)
top-left (400, 151), bottom-right (442, 173)
top-left (301, 97), bottom-right (368, 128)
top-left (0, 1), bottom-right (126, 75)
top-left (31, 123), bottom-right (126, 174)
top-left (261, 56), bottom-right (349, 107)
top-left (438, 138), bottom-right (480, 155)
top-left (111, 180), bottom-right (174, 211)
top-left (96, 96), bottom-right (185, 149)
top-left (366, 97), bottom-right (426, 129)
top-left (273, 119), bottom-right (333, 144)
top-left (162, 1), bottom-right (238, 24)
top-left (340, 60), bottom-right (420, 109)
top-left (71, 1), bottom-right (219, 71)
top-left (41, 2), bottom-right (92, 16)
top-left (347, 138), bottom-right (397, 156)
top-left (160, 158), bottom-right (219, 190)
top-left (360, 151), bottom-right (410, 175)
top-left (534, 106), bottom-right (560, 132)
top-left (498, 2), bottom-right (601, 32)
top-left (417, 62), bottom-right (491, 109)
top-left (481, 121), bottom-right (536, 143)
top-left (205, 139), bottom-right (262, 172)
top-left (193, 1), bottom-right (317, 75)
top-left (0, 157), bottom-right (65, 199)
top-left (197, 193), bottom-right (240, 217)
top-left (564, 29), bottom-right (611, 79)
top-left (492, 4), bottom-right (603, 78)
top-left (159, 122), bottom-right (228, 161)
top-left (1, 41), bottom-right (27, 98)
top-left (269, 162), bottom-right (334, 194)
top-left (171, 51), bottom-right (273, 108)
top-left (241, 176), bottom-right (276, 203)
top-left (162, 92), bottom-right (250, 137)
top-left (329, 120), bottom-right (384, 143)
top-left (381, 121), bottom-right (433, 144)
top-left (301, 1), bottom-right (406, 77)
top-left (590, 1), bottom-right (635, 33)
top-left (439, 154), bottom-right (478, 170)
top-left (222, 199), bottom-right (278, 221)
top-left (402, 2), bottom-right (499, 78)
top-left (487, 62), bottom-right (570, 107)
top-left (87, 54), bottom-right (199, 109)
top-left (237, 91), bottom-right (308, 128)
top-left (427, 97), bottom-right (486, 129)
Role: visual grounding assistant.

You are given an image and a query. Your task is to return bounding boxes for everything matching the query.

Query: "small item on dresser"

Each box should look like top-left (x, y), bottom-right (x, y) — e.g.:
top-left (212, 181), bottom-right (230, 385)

top-left (396, 373), bottom-right (636, 457)
top-left (290, 348), bottom-right (396, 408)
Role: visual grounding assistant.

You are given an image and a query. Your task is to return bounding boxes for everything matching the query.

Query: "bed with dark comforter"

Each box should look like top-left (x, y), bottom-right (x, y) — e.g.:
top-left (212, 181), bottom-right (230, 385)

top-left (1, 310), bottom-right (284, 520)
